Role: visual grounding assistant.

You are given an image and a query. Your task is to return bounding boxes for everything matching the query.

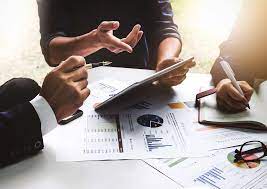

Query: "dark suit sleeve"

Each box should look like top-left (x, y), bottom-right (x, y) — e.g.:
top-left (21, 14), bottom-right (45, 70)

top-left (0, 102), bottom-right (43, 166)
top-left (210, 1), bottom-right (261, 86)
top-left (37, 0), bottom-right (70, 63)
top-left (143, 0), bottom-right (181, 67)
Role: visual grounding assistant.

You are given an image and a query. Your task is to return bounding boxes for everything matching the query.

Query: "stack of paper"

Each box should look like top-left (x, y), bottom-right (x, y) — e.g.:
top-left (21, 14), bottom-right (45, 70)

top-left (55, 78), bottom-right (267, 188)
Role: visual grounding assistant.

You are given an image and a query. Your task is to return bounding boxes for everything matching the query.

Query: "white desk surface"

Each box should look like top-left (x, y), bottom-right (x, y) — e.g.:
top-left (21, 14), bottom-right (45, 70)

top-left (0, 67), bottom-right (211, 189)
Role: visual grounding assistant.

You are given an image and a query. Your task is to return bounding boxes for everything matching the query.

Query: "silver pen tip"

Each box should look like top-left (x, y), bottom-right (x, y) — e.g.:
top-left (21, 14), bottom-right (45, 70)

top-left (102, 61), bottom-right (112, 66)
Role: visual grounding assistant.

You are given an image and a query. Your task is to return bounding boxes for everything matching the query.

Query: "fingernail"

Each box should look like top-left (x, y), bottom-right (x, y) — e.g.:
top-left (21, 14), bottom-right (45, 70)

top-left (113, 21), bottom-right (119, 26)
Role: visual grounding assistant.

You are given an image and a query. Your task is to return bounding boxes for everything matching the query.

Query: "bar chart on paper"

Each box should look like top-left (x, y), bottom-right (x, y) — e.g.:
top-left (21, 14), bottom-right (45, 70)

top-left (145, 133), bottom-right (173, 152)
top-left (194, 167), bottom-right (225, 189)
top-left (56, 111), bottom-right (190, 161)
top-left (145, 148), bottom-right (267, 189)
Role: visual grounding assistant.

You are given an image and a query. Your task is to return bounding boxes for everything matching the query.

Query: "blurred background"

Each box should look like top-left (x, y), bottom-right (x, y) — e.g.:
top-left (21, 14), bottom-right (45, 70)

top-left (0, 0), bottom-right (242, 85)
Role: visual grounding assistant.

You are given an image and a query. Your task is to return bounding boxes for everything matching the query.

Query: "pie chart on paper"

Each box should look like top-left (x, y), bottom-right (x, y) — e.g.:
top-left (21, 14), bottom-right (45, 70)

top-left (137, 114), bottom-right (164, 128)
top-left (227, 151), bottom-right (260, 169)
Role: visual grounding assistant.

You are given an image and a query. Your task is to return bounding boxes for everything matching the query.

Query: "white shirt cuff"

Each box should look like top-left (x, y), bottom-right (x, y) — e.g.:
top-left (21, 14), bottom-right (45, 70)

top-left (30, 95), bottom-right (58, 136)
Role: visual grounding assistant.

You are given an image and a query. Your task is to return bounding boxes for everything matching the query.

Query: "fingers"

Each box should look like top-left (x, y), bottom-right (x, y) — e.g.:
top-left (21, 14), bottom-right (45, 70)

top-left (137, 31), bottom-right (143, 43)
top-left (217, 98), bottom-right (236, 112)
top-left (218, 93), bottom-right (247, 112)
top-left (111, 24), bottom-right (143, 54)
top-left (227, 84), bottom-right (248, 103)
top-left (123, 24), bottom-right (143, 48)
top-left (217, 98), bottom-right (246, 112)
top-left (157, 58), bottom-right (196, 72)
top-left (98, 21), bottom-right (120, 32)
top-left (125, 24), bottom-right (141, 42)
top-left (76, 79), bottom-right (88, 90)
top-left (115, 33), bottom-right (143, 54)
top-left (239, 81), bottom-right (254, 101)
top-left (185, 60), bottom-right (197, 69)
top-left (98, 23), bottom-right (143, 54)
top-left (156, 58), bottom-right (195, 87)
top-left (80, 88), bottom-right (90, 102)
top-left (97, 21), bottom-right (133, 53)
top-left (60, 56), bottom-right (86, 73)
top-left (68, 66), bottom-right (88, 82)
top-left (216, 80), bottom-right (250, 112)
top-left (106, 35), bottom-right (133, 53)
top-left (160, 75), bottom-right (186, 87)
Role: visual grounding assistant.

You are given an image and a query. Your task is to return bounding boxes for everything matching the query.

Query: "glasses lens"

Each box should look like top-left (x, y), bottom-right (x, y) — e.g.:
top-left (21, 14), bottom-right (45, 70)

top-left (241, 142), bottom-right (264, 161)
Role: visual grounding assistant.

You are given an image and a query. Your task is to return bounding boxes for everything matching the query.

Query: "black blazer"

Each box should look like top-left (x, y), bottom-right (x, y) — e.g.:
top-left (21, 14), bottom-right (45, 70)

top-left (0, 102), bottom-right (44, 167)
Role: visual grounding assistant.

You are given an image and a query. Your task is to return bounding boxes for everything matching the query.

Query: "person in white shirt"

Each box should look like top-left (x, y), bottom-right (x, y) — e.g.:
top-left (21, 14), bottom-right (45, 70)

top-left (0, 56), bottom-right (89, 166)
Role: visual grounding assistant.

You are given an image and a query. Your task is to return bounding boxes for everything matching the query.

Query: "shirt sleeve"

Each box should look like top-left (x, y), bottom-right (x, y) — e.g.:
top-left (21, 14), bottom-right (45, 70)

top-left (30, 95), bottom-right (58, 136)
top-left (37, 0), bottom-right (69, 63)
top-left (143, 0), bottom-right (182, 68)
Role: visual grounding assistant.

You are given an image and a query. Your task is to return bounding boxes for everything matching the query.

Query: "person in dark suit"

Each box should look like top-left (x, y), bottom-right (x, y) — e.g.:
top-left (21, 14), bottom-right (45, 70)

top-left (37, 0), bottom-right (195, 87)
top-left (210, 0), bottom-right (267, 112)
top-left (0, 56), bottom-right (90, 166)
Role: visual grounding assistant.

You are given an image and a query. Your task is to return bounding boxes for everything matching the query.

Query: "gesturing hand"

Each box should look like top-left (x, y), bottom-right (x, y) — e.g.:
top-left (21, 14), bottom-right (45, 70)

top-left (216, 79), bottom-right (253, 113)
top-left (156, 58), bottom-right (196, 87)
top-left (96, 21), bottom-right (143, 54)
top-left (40, 56), bottom-right (90, 122)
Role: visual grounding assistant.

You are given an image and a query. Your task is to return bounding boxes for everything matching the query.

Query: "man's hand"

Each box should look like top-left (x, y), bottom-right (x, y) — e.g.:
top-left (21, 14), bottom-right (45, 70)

top-left (156, 58), bottom-right (196, 87)
top-left (96, 21), bottom-right (143, 54)
top-left (40, 56), bottom-right (90, 121)
top-left (216, 79), bottom-right (253, 112)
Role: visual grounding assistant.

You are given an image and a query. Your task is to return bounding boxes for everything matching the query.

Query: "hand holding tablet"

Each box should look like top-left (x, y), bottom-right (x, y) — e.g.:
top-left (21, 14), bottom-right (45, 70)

top-left (95, 57), bottom-right (195, 111)
top-left (156, 57), bottom-right (196, 87)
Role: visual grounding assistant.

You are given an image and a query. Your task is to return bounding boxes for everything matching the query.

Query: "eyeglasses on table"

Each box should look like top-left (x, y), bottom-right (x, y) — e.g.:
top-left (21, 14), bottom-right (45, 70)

top-left (234, 141), bottom-right (267, 163)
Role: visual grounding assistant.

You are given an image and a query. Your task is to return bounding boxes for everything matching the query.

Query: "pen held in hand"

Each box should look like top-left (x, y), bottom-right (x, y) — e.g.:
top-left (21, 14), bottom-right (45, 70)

top-left (85, 61), bottom-right (112, 69)
top-left (219, 57), bottom-right (250, 109)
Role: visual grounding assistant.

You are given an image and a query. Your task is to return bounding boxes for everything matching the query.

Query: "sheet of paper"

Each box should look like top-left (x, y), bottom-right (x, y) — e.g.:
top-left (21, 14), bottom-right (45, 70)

top-left (145, 148), bottom-right (267, 189)
top-left (56, 110), bottom-right (202, 161)
top-left (131, 97), bottom-right (267, 152)
top-left (83, 78), bottom-right (131, 112)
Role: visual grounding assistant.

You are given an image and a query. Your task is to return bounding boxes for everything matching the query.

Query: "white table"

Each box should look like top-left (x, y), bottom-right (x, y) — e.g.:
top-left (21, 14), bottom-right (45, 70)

top-left (0, 67), bottom-right (211, 189)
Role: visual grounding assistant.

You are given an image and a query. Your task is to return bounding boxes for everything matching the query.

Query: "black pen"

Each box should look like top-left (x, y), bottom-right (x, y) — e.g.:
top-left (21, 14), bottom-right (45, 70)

top-left (85, 61), bottom-right (112, 69)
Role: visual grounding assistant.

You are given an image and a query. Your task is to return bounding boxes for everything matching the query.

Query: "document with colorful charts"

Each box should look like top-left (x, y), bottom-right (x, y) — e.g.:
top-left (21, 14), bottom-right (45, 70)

top-left (56, 78), bottom-right (267, 161)
top-left (145, 147), bottom-right (267, 189)
top-left (124, 92), bottom-right (267, 152)
top-left (55, 109), bottom-right (202, 162)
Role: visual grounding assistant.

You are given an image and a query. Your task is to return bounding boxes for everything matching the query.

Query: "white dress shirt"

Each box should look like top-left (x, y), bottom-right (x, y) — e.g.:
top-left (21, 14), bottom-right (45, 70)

top-left (30, 95), bottom-right (57, 136)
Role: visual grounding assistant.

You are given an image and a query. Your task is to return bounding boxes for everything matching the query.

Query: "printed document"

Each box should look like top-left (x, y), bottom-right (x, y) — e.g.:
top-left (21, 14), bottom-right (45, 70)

top-left (145, 148), bottom-right (267, 189)
top-left (56, 110), bottom-right (201, 161)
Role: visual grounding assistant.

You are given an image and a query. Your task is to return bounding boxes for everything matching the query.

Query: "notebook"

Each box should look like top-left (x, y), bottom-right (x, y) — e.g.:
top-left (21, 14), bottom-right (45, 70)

top-left (198, 81), bottom-right (267, 130)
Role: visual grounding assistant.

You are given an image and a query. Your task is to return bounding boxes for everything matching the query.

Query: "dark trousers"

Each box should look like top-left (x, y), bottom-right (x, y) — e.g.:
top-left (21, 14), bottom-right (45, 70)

top-left (0, 78), bottom-right (40, 111)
